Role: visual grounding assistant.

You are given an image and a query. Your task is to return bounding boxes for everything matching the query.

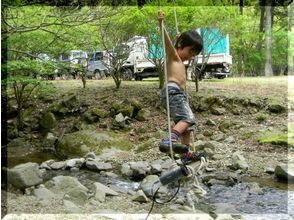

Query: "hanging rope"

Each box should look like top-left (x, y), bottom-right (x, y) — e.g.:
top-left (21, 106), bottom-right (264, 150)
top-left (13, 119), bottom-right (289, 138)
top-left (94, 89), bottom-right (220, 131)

top-left (158, 1), bottom-right (175, 161)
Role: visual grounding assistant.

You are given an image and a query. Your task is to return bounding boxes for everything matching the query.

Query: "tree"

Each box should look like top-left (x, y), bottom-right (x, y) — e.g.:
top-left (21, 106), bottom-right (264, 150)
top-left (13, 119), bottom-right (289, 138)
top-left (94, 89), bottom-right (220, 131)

top-left (264, 1), bottom-right (274, 76)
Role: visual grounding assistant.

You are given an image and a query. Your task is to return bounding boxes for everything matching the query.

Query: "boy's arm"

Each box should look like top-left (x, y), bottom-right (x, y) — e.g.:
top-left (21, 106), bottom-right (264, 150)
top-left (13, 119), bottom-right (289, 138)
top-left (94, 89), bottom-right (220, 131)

top-left (157, 11), bottom-right (176, 59)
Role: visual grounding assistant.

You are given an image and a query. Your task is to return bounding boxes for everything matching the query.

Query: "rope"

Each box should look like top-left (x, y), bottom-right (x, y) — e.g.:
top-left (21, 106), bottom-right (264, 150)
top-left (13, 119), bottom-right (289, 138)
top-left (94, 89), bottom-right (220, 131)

top-left (185, 157), bottom-right (207, 196)
top-left (158, 0), bottom-right (175, 161)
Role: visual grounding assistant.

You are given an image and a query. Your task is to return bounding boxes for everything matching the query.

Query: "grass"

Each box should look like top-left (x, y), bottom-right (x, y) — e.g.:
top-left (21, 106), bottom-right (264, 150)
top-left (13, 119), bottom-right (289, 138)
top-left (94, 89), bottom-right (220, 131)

top-left (38, 76), bottom-right (289, 105)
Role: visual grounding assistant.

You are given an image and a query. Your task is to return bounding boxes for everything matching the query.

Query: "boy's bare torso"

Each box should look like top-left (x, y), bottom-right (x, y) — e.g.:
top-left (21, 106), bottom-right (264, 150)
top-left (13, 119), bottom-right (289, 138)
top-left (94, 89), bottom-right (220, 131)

top-left (167, 52), bottom-right (186, 90)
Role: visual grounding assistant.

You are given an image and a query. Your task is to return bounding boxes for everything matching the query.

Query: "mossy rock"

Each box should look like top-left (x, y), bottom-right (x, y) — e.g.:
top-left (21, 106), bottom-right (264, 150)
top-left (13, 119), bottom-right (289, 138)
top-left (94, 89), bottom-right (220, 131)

top-left (39, 112), bottom-right (56, 129)
top-left (56, 130), bottom-right (132, 159)
top-left (257, 130), bottom-right (293, 147)
top-left (204, 95), bottom-right (220, 106)
top-left (267, 103), bottom-right (286, 114)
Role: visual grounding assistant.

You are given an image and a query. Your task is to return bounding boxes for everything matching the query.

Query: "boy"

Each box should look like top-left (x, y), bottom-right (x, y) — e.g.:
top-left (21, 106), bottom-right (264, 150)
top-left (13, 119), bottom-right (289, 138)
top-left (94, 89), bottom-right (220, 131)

top-left (157, 11), bottom-right (203, 163)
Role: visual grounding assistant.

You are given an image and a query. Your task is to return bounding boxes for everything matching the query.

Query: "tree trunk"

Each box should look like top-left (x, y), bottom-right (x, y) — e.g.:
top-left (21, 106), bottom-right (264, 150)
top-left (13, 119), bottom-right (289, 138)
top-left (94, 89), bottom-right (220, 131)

top-left (238, 0), bottom-right (244, 76)
top-left (289, 3), bottom-right (294, 75)
top-left (264, 4), bottom-right (273, 77)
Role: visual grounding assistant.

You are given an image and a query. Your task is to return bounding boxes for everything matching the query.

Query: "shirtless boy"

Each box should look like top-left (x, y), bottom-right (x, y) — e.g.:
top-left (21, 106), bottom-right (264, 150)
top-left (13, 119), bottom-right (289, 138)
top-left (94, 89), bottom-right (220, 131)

top-left (157, 10), bottom-right (203, 162)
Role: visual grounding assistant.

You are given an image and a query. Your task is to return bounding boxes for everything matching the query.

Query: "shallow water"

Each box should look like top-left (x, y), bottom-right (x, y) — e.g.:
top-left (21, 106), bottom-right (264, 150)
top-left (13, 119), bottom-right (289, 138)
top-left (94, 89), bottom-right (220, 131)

top-left (5, 153), bottom-right (294, 218)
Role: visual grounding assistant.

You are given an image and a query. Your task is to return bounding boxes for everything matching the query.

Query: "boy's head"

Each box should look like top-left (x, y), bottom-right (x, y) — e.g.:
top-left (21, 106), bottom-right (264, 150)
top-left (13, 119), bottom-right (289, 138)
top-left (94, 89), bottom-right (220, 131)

top-left (175, 30), bottom-right (203, 61)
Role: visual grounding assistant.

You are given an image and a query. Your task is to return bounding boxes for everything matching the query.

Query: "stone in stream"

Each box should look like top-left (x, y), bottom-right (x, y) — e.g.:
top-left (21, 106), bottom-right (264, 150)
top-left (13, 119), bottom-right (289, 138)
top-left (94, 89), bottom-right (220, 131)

top-left (7, 162), bottom-right (43, 190)
top-left (274, 164), bottom-right (294, 182)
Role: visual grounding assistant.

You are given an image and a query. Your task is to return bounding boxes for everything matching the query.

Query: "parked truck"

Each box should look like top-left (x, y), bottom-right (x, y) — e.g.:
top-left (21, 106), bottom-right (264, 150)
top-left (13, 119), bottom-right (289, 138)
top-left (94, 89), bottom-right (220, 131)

top-left (195, 28), bottom-right (232, 79)
top-left (120, 36), bottom-right (158, 81)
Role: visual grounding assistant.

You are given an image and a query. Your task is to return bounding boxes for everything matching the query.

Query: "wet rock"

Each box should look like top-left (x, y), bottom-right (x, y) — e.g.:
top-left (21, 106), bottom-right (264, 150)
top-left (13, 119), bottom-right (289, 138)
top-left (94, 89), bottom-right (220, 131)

top-left (248, 182), bottom-right (263, 194)
top-left (121, 163), bottom-right (133, 178)
top-left (8, 162), bottom-right (43, 190)
top-left (140, 175), bottom-right (161, 197)
top-left (131, 190), bottom-right (149, 203)
top-left (274, 164), bottom-right (294, 181)
top-left (86, 160), bottom-right (112, 171)
top-left (230, 151), bottom-right (249, 171)
top-left (93, 182), bottom-right (119, 202)
top-left (130, 161), bottom-right (151, 180)
top-left (49, 161), bottom-right (66, 170)
top-left (66, 158), bottom-right (85, 168)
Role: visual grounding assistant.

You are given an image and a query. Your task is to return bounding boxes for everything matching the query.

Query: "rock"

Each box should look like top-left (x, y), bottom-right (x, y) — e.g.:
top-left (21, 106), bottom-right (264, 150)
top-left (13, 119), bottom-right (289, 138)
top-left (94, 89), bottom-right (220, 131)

top-left (39, 112), bottom-right (56, 129)
top-left (265, 167), bottom-right (275, 174)
top-left (267, 104), bottom-right (286, 113)
top-left (112, 113), bottom-right (126, 129)
top-left (205, 119), bottom-right (217, 126)
top-left (8, 162), bottom-right (43, 190)
top-left (66, 158), bottom-right (85, 168)
top-left (45, 175), bottom-right (88, 205)
top-left (218, 120), bottom-right (231, 132)
top-left (248, 182), bottom-right (263, 194)
top-left (85, 152), bottom-right (96, 160)
top-left (225, 136), bottom-right (236, 144)
top-left (49, 161), bottom-right (66, 170)
top-left (63, 199), bottom-right (82, 213)
top-left (86, 160), bottom-right (112, 171)
top-left (230, 151), bottom-right (249, 171)
top-left (32, 186), bottom-right (56, 200)
top-left (211, 107), bottom-right (226, 115)
top-left (42, 132), bottom-right (58, 151)
top-left (56, 130), bottom-right (132, 158)
top-left (130, 161), bottom-right (151, 180)
top-left (150, 164), bottom-right (162, 174)
top-left (135, 108), bottom-right (150, 121)
top-left (274, 165), bottom-right (294, 181)
top-left (121, 163), bottom-right (133, 178)
top-left (140, 175), bottom-right (161, 197)
top-left (131, 190), bottom-right (149, 203)
top-left (93, 182), bottom-right (119, 202)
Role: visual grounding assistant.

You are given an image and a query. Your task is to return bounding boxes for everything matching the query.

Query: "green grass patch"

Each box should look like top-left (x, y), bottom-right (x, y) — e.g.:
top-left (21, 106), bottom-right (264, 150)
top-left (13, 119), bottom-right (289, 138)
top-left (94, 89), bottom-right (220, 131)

top-left (257, 128), bottom-right (294, 147)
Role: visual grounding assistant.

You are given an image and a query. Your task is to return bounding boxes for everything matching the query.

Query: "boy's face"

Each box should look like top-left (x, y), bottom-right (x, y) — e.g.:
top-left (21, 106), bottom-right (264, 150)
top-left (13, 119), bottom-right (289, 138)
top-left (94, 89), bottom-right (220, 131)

top-left (177, 46), bottom-right (197, 62)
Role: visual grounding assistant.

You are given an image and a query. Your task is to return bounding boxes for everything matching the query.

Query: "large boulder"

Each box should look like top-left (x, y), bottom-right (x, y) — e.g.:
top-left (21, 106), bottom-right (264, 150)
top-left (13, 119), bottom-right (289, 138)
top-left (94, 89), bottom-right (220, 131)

top-left (45, 175), bottom-right (88, 205)
top-left (8, 162), bottom-right (43, 190)
top-left (56, 130), bottom-right (132, 159)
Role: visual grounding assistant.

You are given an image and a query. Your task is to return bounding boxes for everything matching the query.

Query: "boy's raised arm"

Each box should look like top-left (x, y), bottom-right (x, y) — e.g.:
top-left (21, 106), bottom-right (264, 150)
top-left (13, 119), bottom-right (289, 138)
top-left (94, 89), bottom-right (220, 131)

top-left (157, 11), bottom-right (176, 59)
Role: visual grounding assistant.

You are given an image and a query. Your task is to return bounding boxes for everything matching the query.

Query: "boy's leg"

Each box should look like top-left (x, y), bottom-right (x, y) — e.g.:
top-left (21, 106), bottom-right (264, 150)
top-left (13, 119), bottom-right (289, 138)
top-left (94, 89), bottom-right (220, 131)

top-left (159, 121), bottom-right (190, 153)
top-left (181, 129), bottom-right (191, 146)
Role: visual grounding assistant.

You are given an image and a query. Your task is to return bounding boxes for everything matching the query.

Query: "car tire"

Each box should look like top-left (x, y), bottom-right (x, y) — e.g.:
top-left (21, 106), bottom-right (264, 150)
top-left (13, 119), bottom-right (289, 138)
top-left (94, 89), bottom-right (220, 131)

top-left (94, 70), bottom-right (101, 80)
top-left (122, 69), bottom-right (133, 81)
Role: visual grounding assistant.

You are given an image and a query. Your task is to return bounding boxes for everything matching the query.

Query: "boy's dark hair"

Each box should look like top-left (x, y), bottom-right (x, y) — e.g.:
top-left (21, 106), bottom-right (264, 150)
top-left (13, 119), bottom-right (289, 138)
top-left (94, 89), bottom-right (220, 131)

top-left (175, 30), bottom-right (203, 55)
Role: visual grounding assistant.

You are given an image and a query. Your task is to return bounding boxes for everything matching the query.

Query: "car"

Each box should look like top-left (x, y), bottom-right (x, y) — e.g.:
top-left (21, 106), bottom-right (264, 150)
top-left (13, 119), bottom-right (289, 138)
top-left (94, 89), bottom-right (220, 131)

top-left (87, 60), bottom-right (110, 79)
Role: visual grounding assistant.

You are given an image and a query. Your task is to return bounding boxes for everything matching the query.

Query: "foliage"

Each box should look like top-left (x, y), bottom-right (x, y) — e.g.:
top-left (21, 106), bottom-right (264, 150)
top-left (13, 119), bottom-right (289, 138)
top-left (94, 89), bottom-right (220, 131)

top-left (2, 4), bottom-right (291, 83)
top-left (256, 112), bottom-right (266, 123)
top-left (257, 131), bottom-right (291, 147)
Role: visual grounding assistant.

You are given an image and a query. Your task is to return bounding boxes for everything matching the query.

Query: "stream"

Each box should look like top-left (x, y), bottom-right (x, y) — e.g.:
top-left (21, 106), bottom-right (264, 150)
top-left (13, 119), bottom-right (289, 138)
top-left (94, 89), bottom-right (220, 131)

top-left (4, 152), bottom-right (294, 219)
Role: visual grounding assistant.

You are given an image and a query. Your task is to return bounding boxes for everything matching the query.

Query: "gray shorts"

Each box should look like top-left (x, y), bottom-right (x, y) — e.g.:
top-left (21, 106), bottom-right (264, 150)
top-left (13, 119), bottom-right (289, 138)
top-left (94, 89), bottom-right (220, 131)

top-left (160, 82), bottom-right (195, 127)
